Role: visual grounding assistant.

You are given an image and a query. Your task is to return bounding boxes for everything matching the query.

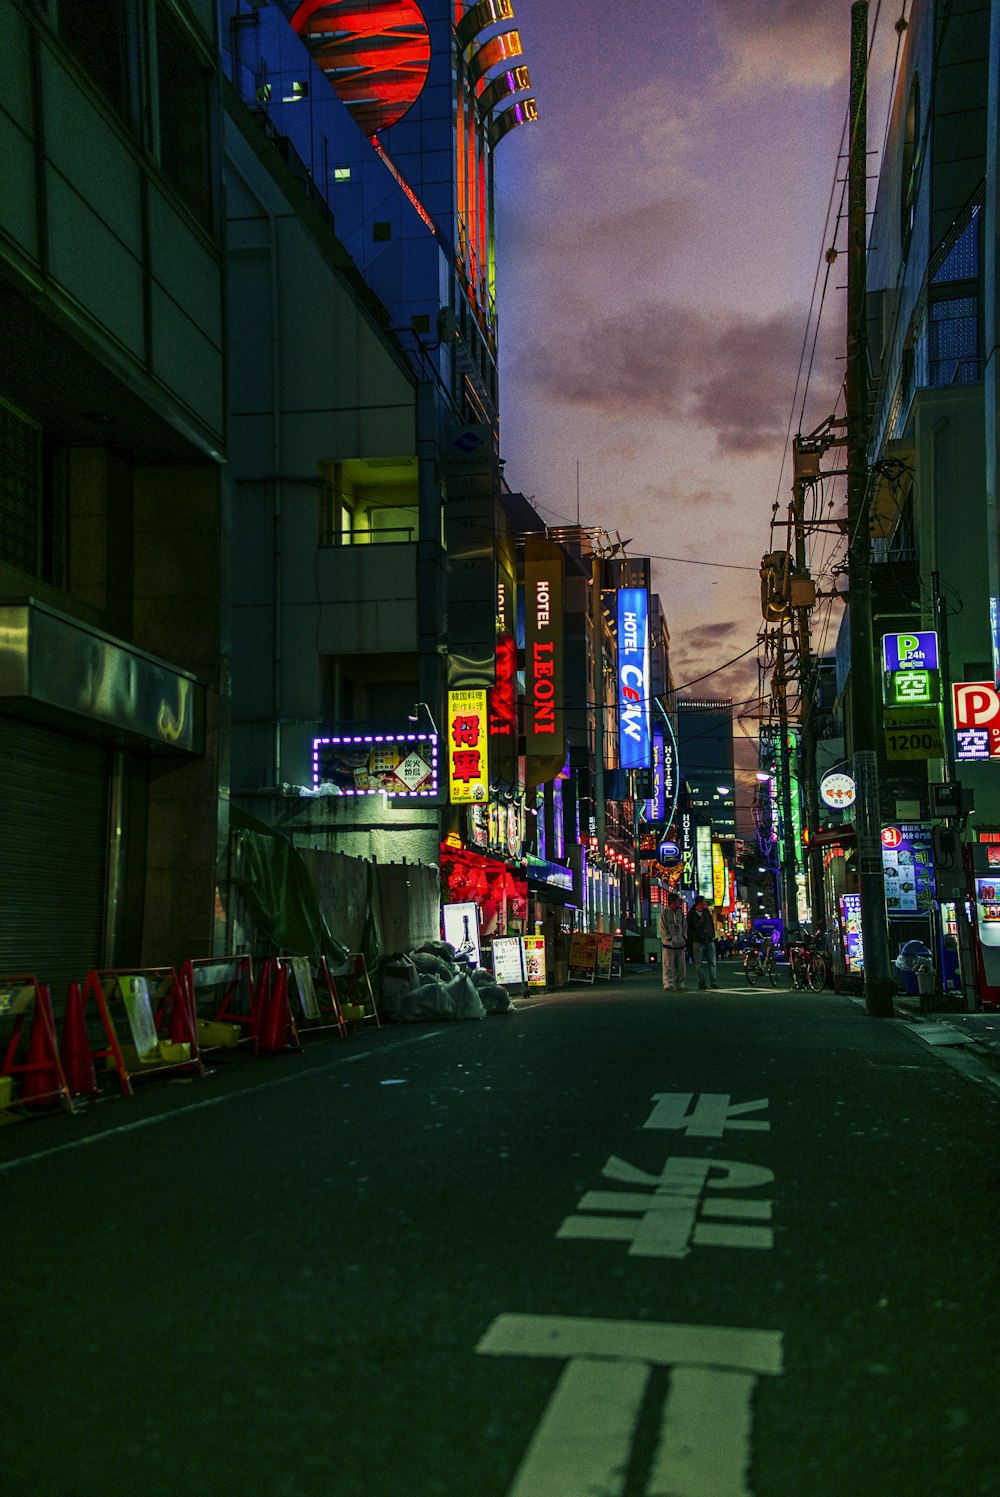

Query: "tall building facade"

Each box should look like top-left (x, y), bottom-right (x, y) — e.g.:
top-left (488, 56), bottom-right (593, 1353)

top-left (0, 0), bottom-right (230, 988)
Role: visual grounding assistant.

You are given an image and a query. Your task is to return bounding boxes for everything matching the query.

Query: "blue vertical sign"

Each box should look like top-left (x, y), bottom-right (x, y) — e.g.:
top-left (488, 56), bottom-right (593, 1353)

top-left (617, 587), bottom-right (651, 769)
top-left (647, 722), bottom-right (666, 822)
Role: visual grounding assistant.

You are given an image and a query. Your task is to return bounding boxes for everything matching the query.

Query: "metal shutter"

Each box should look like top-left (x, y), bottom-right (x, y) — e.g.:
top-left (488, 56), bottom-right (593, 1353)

top-left (0, 717), bottom-right (110, 997)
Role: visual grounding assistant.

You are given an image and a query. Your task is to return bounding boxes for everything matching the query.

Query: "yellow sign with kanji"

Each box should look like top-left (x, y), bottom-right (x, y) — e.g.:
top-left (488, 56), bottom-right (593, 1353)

top-left (447, 689), bottom-right (489, 803)
top-left (884, 706), bottom-right (943, 760)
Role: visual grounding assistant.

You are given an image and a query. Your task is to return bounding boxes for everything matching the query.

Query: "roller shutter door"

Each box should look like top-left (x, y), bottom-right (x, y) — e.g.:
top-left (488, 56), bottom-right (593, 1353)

top-left (0, 717), bottom-right (110, 996)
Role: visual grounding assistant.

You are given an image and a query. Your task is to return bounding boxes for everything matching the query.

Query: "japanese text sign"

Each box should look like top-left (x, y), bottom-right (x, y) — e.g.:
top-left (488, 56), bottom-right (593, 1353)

top-left (617, 587), bottom-right (651, 770)
top-left (953, 682), bottom-right (1000, 761)
top-left (447, 689), bottom-right (489, 803)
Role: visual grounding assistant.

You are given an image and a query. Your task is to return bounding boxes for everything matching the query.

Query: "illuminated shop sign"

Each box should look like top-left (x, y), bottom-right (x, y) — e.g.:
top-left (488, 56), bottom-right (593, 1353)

top-left (442, 902), bottom-right (481, 966)
top-left (712, 841), bottom-right (727, 908)
top-left (312, 730), bottom-right (437, 796)
top-left (882, 631), bottom-right (938, 673)
top-left (819, 771), bottom-right (856, 810)
top-left (648, 723), bottom-right (666, 823)
top-left (953, 682), bottom-right (1000, 761)
top-left (447, 689), bottom-right (489, 803)
top-left (616, 587), bottom-right (651, 770)
top-left (524, 537), bottom-right (564, 755)
top-left (696, 824), bottom-right (714, 899)
top-left (884, 668), bottom-right (939, 707)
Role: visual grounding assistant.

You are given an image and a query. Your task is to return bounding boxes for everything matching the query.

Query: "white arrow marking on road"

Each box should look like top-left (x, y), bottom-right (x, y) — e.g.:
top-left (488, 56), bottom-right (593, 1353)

top-left (476, 1314), bottom-right (782, 1497)
top-left (643, 1093), bottom-right (771, 1138)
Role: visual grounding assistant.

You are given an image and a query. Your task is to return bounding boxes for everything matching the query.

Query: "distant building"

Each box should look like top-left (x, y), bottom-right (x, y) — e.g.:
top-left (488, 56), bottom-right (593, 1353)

top-left (676, 699), bottom-right (737, 843)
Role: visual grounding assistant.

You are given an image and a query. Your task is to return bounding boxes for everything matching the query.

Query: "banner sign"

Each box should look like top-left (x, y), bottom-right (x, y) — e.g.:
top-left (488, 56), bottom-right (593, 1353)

top-left (616, 587), bottom-right (651, 769)
top-left (313, 730), bottom-right (437, 796)
top-left (524, 935), bottom-right (546, 988)
top-left (881, 823), bottom-right (934, 915)
top-left (647, 722), bottom-right (666, 823)
top-left (524, 537), bottom-right (565, 755)
top-left (696, 824), bottom-right (714, 899)
top-left (447, 689), bottom-right (489, 802)
top-left (712, 841), bottom-right (727, 909)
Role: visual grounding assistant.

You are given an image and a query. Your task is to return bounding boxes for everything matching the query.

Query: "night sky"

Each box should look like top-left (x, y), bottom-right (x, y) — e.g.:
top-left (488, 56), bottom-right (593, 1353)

top-left (494, 0), bottom-right (903, 804)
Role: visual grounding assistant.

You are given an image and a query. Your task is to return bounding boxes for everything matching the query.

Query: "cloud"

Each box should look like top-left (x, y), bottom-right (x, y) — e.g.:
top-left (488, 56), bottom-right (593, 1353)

top-left (532, 300), bottom-right (838, 458)
top-left (710, 0), bottom-right (850, 94)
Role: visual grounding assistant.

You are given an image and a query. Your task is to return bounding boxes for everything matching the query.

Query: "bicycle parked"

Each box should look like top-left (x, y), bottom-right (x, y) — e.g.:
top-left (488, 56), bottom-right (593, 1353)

top-left (743, 932), bottom-right (779, 987)
top-left (786, 928), bottom-right (829, 992)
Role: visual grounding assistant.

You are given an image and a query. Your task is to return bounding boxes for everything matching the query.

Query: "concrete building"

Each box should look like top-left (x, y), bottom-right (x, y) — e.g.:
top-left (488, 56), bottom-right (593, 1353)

top-left (0, 0), bottom-right (230, 990)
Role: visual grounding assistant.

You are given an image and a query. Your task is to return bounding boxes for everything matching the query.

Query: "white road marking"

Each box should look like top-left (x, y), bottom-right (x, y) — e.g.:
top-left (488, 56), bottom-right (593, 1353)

top-left (0, 1028), bottom-right (445, 1173)
top-left (476, 1314), bottom-right (782, 1497)
top-left (505, 1356), bottom-right (650, 1497)
top-left (476, 1314), bottom-right (783, 1376)
top-left (557, 1155), bottom-right (776, 1258)
top-left (643, 1093), bottom-right (771, 1137)
top-left (650, 1367), bottom-right (758, 1497)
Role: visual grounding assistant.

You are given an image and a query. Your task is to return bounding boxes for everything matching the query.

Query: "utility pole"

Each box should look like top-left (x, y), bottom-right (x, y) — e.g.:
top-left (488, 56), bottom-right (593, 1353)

top-left (590, 545), bottom-right (607, 925)
top-left (773, 634), bottom-right (800, 925)
top-left (790, 464), bottom-right (820, 921)
top-left (847, 0), bottom-right (895, 1016)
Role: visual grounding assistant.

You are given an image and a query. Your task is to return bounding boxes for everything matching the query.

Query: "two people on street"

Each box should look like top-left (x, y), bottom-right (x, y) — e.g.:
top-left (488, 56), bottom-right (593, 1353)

top-left (659, 893), bottom-right (719, 991)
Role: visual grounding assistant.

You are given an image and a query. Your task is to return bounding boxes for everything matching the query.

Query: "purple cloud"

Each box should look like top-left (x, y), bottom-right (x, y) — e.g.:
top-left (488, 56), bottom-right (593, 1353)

top-left (532, 300), bottom-right (840, 457)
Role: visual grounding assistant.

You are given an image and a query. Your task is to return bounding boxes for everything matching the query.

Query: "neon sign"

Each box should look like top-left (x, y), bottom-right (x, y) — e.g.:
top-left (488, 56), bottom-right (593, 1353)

top-left (617, 587), bottom-right (651, 770)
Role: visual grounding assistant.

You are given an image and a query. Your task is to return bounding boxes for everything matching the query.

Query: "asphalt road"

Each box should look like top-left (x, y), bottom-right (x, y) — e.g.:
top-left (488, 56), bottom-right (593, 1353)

top-left (4, 962), bottom-right (1000, 1497)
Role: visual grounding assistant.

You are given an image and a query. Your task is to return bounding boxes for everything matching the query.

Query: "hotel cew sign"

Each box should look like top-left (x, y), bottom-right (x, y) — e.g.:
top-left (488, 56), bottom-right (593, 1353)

top-left (953, 682), bottom-right (1000, 761)
top-left (617, 587), bottom-right (651, 770)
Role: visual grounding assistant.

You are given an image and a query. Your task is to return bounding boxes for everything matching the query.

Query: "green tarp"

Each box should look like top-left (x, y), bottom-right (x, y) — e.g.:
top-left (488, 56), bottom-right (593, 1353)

top-left (231, 806), bottom-right (350, 963)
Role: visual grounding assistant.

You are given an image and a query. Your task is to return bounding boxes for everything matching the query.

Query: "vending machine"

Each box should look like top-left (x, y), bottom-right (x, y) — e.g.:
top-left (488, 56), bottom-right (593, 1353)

top-left (969, 844), bottom-right (1000, 1010)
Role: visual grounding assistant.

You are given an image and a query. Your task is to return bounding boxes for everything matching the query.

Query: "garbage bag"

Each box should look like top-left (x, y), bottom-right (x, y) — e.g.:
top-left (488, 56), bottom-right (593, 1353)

top-left (895, 940), bottom-right (933, 972)
top-left (444, 970), bottom-right (487, 1020)
top-left (478, 983), bottom-right (514, 1014)
top-left (410, 951), bottom-right (456, 981)
top-left (395, 980), bottom-right (457, 1022)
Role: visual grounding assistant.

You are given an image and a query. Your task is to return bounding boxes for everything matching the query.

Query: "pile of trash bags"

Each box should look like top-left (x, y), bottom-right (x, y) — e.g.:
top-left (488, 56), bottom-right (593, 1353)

top-left (378, 940), bottom-right (515, 1022)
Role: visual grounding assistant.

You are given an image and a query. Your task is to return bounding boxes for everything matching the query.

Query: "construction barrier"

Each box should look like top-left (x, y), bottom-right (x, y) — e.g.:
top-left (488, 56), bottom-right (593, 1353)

top-left (327, 953), bottom-right (380, 1026)
top-left (0, 975), bottom-right (74, 1114)
top-left (181, 955), bottom-right (257, 1049)
top-left (280, 956), bottom-right (348, 1039)
top-left (253, 959), bottom-right (303, 1054)
top-left (79, 967), bottom-right (205, 1098)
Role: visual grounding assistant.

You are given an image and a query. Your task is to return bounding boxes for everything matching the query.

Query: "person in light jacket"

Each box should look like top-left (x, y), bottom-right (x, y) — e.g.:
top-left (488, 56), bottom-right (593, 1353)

top-left (687, 895), bottom-right (719, 989)
top-left (658, 892), bottom-right (688, 991)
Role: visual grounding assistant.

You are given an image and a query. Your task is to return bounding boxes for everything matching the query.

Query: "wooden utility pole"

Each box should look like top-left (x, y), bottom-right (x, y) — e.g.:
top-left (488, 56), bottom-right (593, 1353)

top-left (847, 1), bottom-right (895, 1016)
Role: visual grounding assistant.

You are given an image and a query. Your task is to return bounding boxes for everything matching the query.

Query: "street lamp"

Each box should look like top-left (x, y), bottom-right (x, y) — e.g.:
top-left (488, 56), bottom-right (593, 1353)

top-left (408, 701), bottom-right (439, 736)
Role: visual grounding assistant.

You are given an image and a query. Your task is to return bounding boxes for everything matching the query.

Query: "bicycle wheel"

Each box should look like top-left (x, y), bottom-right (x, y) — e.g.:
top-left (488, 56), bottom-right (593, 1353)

top-left (808, 954), bottom-right (828, 992)
top-left (767, 953), bottom-right (779, 987)
top-left (744, 953), bottom-right (759, 986)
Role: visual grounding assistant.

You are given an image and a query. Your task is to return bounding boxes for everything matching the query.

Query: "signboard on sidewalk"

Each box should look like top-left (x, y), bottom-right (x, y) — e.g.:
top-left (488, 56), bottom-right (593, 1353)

top-left (491, 936), bottom-right (526, 990)
top-left (568, 932), bottom-right (598, 983)
top-left (524, 935), bottom-right (546, 989)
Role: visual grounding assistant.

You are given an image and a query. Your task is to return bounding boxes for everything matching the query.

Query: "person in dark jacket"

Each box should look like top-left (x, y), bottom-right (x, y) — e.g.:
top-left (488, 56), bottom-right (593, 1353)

top-left (687, 896), bottom-right (718, 989)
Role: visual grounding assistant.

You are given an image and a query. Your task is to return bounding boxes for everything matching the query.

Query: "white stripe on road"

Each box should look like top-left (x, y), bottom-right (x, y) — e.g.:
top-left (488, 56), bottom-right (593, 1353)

top-left (649, 1367), bottom-right (757, 1497)
top-left (476, 1313), bottom-right (783, 1378)
top-left (477, 1314), bottom-right (782, 1497)
top-left (0, 1028), bottom-right (445, 1174)
top-left (506, 1356), bottom-right (650, 1497)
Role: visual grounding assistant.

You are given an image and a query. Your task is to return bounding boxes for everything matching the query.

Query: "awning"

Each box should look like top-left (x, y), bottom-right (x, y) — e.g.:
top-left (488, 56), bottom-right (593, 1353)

top-left (0, 597), bottom-right (205, 753)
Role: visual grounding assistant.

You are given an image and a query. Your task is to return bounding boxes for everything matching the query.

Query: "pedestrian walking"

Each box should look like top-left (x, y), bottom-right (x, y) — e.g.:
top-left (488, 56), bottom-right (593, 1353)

top-left (687, 895), bottom-right (719, 989)
top-left (658, 892), bottom-right (688, 991)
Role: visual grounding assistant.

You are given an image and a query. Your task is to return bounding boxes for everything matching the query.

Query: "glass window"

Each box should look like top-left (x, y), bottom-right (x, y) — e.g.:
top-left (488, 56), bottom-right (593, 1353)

top-left (929, 296), bottom-right (978, 386)
top-left (57, 0), bottom-right (131, 121)
top-left (156, 2), bottom-right (212, 229)
top-left (0, 400), bottom-right (41, 576)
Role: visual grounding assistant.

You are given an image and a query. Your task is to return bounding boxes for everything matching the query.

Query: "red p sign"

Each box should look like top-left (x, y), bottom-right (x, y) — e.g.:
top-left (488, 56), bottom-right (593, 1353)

top-left (952, 682), bottom-right (1000, 729)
